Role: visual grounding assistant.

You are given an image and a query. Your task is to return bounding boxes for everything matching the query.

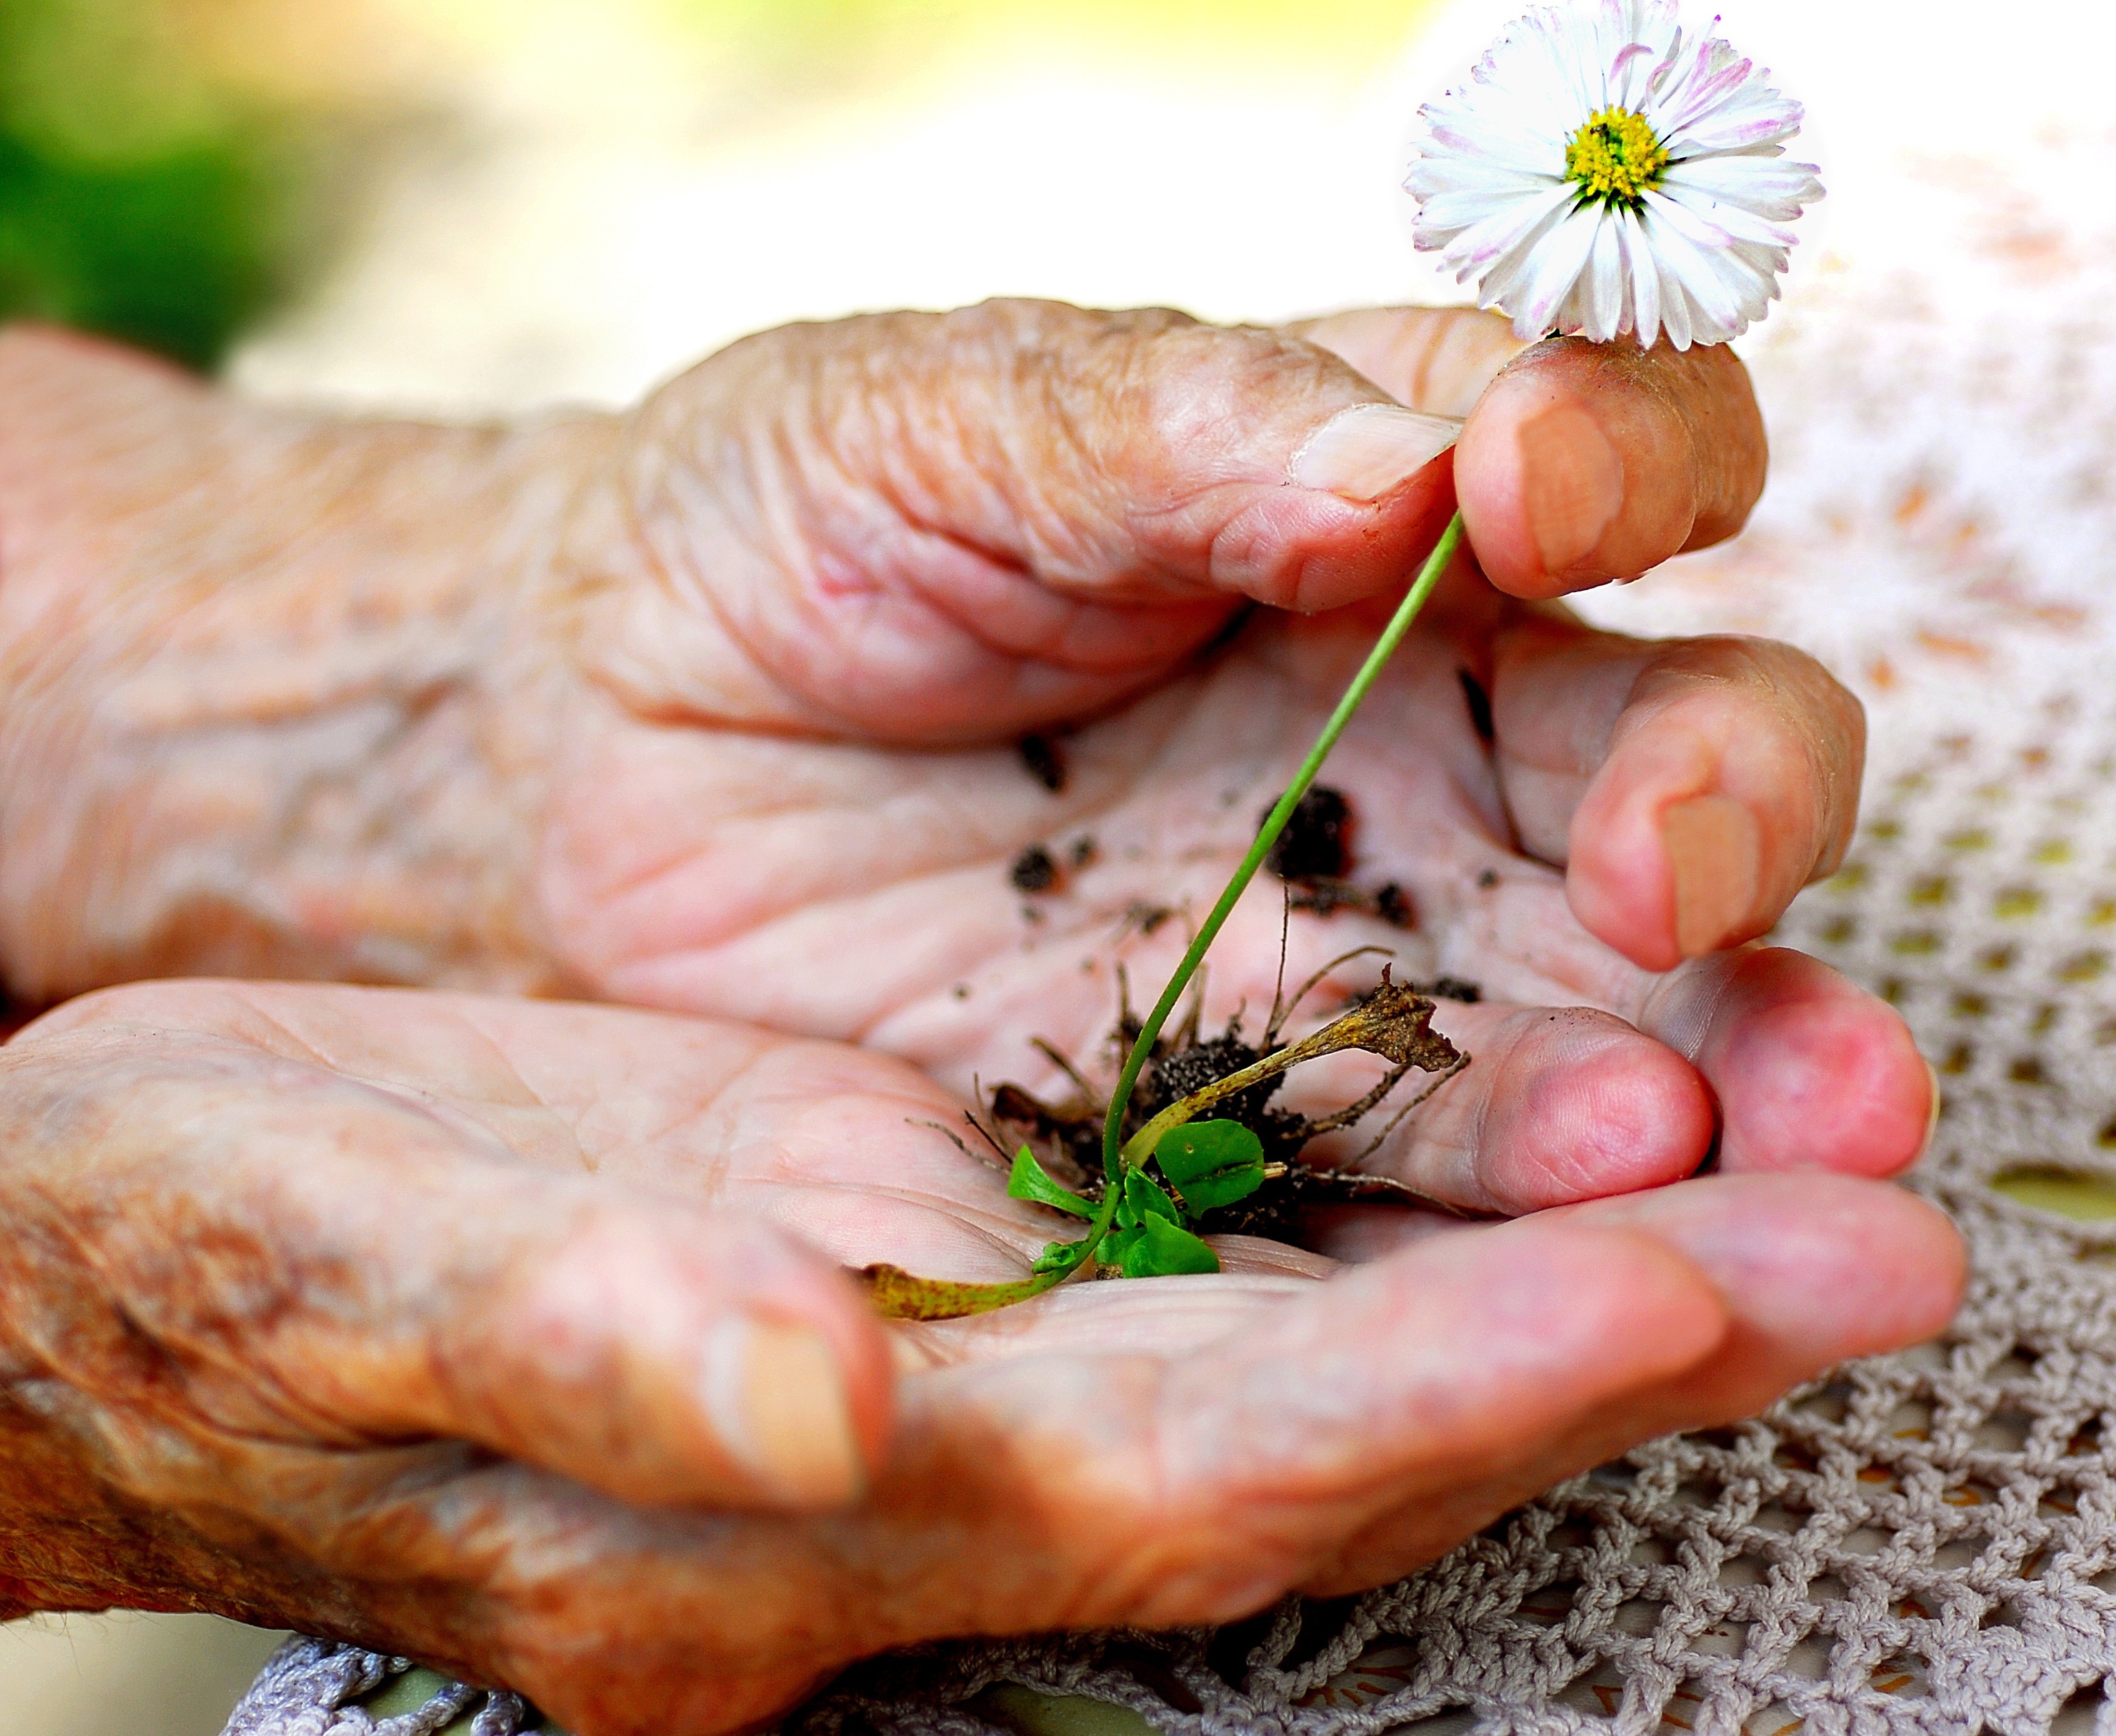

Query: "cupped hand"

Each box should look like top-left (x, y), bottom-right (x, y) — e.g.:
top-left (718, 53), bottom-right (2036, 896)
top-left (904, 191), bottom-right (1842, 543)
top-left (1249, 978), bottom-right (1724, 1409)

top-left (544, 302), bottom-right (1923, 1205)
top-left (0, 303), bottom-right (1925, 1218)
top-left (0, 980), bottom-right (1963, 1736)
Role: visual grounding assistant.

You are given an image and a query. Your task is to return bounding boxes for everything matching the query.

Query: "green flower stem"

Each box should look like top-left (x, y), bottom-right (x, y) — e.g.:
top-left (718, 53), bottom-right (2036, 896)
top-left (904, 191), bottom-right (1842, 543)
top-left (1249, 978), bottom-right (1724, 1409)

top-left (1098, 509), bottom-right (1467, 1184)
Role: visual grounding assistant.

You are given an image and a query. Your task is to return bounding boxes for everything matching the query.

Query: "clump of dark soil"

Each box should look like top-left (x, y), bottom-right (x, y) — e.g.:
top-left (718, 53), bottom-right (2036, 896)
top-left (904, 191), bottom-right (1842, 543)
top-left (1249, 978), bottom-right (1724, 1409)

top-left (1262, 785), bottom-right (1416, 929)
top-left (1457, 667), bottom-right (1495, 743)
top-left (1010, 844), bottom-right (1059, 893)
top-left (1010, 836), bottom-right (1098, 899)
top-left (1018, 734), bottom-right (1068, 792)
top-left (1264, 786), bottom-right (1354, 881)
top-left (982, 971), bottom-right (1475, 1246)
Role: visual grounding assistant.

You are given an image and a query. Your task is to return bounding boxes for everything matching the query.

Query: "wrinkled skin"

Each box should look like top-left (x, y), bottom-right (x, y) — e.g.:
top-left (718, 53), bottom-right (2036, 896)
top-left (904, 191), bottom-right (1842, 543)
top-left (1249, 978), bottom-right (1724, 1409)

top-left (0, 303), bottom-right (1927, 1203)
top-left (0, 981), bottom-right (1962, 1735)
top-left (0, 303), bottom-right (1962, 1734)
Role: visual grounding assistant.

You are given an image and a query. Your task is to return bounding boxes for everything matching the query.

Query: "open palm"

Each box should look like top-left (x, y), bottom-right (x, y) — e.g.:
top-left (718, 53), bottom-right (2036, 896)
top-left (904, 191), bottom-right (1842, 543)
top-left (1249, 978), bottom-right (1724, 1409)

top-left (3, 980), bottom-right (1960, 1736)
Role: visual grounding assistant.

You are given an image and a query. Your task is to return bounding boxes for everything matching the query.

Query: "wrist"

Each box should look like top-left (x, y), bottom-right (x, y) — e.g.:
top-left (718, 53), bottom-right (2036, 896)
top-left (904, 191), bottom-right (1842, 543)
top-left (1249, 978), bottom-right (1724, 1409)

top-left (0, 326), bottom-right (613, 1001)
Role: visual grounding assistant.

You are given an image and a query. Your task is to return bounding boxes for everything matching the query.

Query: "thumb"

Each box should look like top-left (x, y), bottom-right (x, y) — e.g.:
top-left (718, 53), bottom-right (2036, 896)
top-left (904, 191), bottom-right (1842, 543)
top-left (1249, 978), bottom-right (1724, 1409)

top-left (608, 300), bottom-right (1461, 742)
top-left (0, 1021), bottom-right (896, 1513)
top-left (392, 1195), bottom-right (898, 1512)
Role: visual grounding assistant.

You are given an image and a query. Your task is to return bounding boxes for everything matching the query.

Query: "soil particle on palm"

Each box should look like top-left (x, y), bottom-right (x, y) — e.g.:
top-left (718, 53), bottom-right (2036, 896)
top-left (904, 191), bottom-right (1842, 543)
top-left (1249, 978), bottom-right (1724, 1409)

top-left (1423, 975), bottom-right (1482, 1003)
top-left (1124, 900), bottom-right (1175, 936)
top-left (1458, 667), bottom-right (1496, 743)
top-left (1018, 734), bottom-right (1068, 793)
top-left (1010, 844), bottom-right (1059, 893)
top-left (1068, 835), bottom-right (1098, 869)
top-left (1263, 785), bottom-right (1354, 882)
top-left (1287, 877), bottom-right (1417, 929)
top-left (1261, 787), bottom-right (1414, 925)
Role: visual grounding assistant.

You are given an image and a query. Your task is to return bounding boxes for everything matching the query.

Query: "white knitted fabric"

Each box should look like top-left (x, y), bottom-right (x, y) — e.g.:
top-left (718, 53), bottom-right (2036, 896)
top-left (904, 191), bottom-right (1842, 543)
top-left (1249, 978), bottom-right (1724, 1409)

top-left (226, 97), bottom-right (2116, 1736)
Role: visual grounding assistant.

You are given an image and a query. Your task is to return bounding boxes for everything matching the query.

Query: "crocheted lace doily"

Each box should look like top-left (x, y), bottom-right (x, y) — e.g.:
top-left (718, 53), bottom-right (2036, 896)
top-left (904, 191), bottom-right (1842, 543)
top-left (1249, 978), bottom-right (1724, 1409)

top-left (225, 111), bottom-right (2116, 1736)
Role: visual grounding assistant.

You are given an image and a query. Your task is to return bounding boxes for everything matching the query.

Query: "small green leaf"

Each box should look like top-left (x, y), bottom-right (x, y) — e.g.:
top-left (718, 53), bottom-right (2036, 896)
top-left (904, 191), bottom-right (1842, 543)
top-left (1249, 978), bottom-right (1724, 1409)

top-left (1118, 1214), bottom-right (1221, 1278)
top-left (1155, 1120), bottom-right (1265, 1185)
top-left (1102, 1224), bottom-right (1142, 1270)
top-left (1007, 1146), bottom-right (1094, 1218)
top-left (1123, 1167), bottom-right (1182, 1226)
top-left (1155, 1120), bottom-right (1267, 1215)
top-left (1033, 1237), bottom-right (1094, 1276)
top-left (1177, 1165), bottom-right (1267, 1214)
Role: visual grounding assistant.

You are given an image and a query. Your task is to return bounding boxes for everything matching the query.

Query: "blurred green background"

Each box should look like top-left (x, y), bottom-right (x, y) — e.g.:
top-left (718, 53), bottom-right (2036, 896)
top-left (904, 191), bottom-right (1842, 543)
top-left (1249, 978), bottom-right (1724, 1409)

top-left (0, 0), bottom-right (301, 367)
top-left (0, 0), bottom-right (1440, 378)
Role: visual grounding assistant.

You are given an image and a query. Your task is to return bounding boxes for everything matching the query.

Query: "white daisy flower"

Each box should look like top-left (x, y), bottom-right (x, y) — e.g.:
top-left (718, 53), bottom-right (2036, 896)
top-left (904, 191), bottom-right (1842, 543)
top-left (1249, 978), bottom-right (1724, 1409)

top-left (1406, 1), bottom-right (1822, 350)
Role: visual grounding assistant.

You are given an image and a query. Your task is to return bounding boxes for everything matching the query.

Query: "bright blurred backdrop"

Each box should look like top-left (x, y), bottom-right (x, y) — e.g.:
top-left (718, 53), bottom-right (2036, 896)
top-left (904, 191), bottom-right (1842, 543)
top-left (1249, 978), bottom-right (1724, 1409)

top-left (7, 0), bottom-right (2116, 1731)
top-left (0, 0), bottom-right (1462, 407)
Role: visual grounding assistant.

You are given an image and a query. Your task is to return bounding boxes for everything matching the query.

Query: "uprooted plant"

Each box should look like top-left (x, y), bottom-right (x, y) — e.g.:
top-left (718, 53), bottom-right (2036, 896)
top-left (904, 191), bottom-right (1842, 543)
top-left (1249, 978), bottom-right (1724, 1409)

top-left (865, 964), bottom-right (1470, 1320)
top-left (861, 520), bottom-right (1473, 1321)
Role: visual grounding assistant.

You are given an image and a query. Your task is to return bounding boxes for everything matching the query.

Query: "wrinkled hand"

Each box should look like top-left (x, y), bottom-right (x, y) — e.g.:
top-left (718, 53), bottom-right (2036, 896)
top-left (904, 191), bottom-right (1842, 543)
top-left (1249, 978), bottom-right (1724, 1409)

top-left (553, 302), bottom-right (1925, 1203)
top-left (0, 980), bottom-right (1962, 1736)
top-left (0, 305), bottom-right (1928, 1216)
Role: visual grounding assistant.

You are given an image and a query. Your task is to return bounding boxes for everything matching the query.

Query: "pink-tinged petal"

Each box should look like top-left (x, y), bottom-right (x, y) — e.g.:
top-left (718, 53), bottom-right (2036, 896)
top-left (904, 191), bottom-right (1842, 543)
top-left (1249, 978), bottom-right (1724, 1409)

top-left (1512, 205), bottom-right (1604, 337)
top-left (1654, 175), bottom-right (1800, 249)
top-left (1668, 105), bottom-right (1805, 156)
top-left (1618, 206), bottom-right (1659, 347)
top-left (1438, 180), bottom-right (1576, 276)
top-left (1660, 156), bottom-right (1821, 225)
top-left (1424, 117), bottom-right (1567, 178)
top-left (1417, 184), bottom-right (1559, 238)
top-left (1639, 191), bottom-right (1756, 336)
top-left (1581, 213), bottom-right (1625, 342)
top-left (1655, 241), bottom-right (1693, 350)
top-left (1609, 40), bottom-right (1655, 81)
top-left (1662, 83), bottom-right (1805, 156)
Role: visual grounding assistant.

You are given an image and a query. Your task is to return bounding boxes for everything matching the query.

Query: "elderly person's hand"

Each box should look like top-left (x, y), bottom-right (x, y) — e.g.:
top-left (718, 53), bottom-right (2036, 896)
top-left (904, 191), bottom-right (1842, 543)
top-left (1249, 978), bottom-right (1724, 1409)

top-left (0, 305), bottom-right (1928, 1212)
top-left (0, 980), bottom-right (1961, 1736)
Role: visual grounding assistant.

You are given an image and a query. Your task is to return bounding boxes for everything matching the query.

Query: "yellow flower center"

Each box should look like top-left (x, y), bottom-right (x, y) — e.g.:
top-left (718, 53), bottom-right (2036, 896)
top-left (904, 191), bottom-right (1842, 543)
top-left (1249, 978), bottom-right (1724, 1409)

top-left (1563, 107), bottom-right (1669, 208)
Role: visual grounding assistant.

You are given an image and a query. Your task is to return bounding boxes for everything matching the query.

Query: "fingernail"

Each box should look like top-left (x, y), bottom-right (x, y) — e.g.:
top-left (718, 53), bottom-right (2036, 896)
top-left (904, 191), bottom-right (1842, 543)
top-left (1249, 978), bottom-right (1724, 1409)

top-left (1518, 400), bottom-right (1624, 573)
top-left (1290, 403), bottom-right (1460, 502)
top-left (703, 1319), bottom-right (864, 1507)
top-left (1919, 1059), bottom-right (1943, 1162)
top-left (1663, 794), bottom-right (1762, 957)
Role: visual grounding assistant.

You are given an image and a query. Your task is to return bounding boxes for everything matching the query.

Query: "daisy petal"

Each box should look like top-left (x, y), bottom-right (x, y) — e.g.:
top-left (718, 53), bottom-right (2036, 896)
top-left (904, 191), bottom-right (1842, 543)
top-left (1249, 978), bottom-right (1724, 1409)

top-left (1512, 205), bottom-right (1605, 337)
top-left (1618, 206), bottom-right (1659, 346)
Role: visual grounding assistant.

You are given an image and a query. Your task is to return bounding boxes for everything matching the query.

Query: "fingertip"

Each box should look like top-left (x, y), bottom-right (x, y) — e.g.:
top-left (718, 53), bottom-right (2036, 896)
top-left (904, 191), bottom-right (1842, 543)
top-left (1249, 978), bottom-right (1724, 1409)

top-left (463, 1209), bottom-right (897, 1513)
top-left (805, 1265), bottom-right (902, 1481)
top-left (1580, 1173), bottom-right (1967, 1366)
top-left (1287, 402), bottom-right (1461, 503)
top-left (1557, 650), bottom-right (1855, 973)
top-left (683, 1232), bottom-right (901, 1508)
top-left (1471, 1009), bottom-right (1718, 1209)
top-left (1563, 763), bottom-right (1698, 973)
top-left (1872, 1186), bottom-right (1971, 1347)
top-left (705, 1305), bottom-right (893, 1509)
top-left (1644, 949), bottom-right (1937, 1181)
top-left (1716, 975), bottom-right (1936, 1179)
top-left (1315, 1218), bottom-right (1729, 1444)
top-left (1456, 338), bottom-right (1764, 597)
